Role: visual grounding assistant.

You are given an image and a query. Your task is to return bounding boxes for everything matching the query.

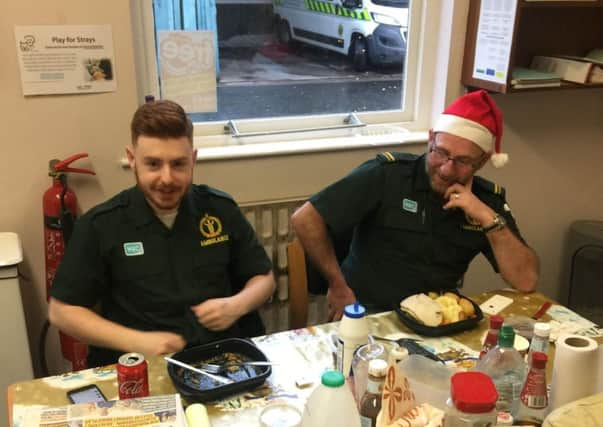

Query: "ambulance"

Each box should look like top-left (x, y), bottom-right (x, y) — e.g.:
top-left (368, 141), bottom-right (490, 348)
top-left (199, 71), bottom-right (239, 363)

top-left (272, 0), bottom-right (408, 70)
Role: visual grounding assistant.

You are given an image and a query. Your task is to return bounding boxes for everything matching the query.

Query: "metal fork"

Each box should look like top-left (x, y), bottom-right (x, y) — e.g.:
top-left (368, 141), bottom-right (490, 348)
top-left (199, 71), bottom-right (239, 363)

top-left (199, 361), bottom-right (275, 374)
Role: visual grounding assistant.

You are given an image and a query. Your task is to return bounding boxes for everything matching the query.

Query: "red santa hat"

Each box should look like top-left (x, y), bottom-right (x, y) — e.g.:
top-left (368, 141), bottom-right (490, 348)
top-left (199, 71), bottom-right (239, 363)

top-left (433, 89), bottom-right (508, 168)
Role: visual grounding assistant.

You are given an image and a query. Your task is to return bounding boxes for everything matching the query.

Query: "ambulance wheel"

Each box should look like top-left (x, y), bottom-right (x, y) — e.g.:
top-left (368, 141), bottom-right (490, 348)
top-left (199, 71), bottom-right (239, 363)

top-left (351, 36), bottom-right (368, 71)
top-left (277, 19), bottom-right (293, 46)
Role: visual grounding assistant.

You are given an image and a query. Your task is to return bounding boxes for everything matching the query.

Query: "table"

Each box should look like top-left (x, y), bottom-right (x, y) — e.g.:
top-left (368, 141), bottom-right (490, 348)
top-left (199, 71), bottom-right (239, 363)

top-left (8, 290), bottom-right (602, 426)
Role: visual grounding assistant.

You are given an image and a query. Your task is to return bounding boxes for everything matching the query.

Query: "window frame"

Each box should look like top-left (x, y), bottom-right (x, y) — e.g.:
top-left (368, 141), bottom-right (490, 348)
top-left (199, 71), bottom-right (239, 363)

top-left (129, 0), bottom-right (455, 154)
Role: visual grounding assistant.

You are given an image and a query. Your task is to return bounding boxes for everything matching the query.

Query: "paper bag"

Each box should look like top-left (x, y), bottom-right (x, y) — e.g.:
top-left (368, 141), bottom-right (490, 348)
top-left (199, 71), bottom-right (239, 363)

top-left (376, 364), bottom-right (416, 427)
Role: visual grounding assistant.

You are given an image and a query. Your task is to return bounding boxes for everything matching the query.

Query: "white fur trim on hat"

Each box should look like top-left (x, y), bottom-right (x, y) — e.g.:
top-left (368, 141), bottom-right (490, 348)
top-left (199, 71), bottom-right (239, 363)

top-left (433, 114), bottom-right (493, 153)
top-left (490, 152), bottom-right (509, 168)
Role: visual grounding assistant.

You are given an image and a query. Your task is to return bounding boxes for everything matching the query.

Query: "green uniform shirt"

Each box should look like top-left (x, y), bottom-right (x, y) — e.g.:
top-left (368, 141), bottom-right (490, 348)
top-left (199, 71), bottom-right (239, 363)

top-left (51, 185), bottom-right (272, 367)
top-left (310, 153), bottom-right (525, 312)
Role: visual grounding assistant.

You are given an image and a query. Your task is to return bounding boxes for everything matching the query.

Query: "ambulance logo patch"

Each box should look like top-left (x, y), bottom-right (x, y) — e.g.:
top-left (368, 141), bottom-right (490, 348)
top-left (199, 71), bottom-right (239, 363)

top-left (123, 242), bottom-right (144, 256)
top-left (402, 198), bottom-right (418, 213)
top-left (200, 214), bottom-right (229, 247)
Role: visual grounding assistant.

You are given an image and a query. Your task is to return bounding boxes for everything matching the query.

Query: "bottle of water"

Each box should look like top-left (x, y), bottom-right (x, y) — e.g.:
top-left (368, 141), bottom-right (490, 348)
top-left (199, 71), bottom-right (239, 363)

top-left (301, 370), bottom-right (360, 427)
top-left (475, 325), bottom-right (526, 418)
top-left (527, 322), bottom-right (550, 364)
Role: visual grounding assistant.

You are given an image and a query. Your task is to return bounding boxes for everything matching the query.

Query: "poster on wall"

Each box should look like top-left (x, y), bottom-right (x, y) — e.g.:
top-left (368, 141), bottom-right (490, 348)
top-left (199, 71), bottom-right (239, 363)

top-left (157, 31), bottom-right (217, 113)
top-left (471, 0), bottom-right (518, 84)
top-left (14, 25), bottom-right (116, 96)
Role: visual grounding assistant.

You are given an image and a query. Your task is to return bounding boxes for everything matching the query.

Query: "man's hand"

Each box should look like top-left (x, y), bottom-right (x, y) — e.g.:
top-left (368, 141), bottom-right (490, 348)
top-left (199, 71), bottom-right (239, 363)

top-left (327, 277), bottom-right (356, 321)
top-left (191, 297), bottom-right (240, 331)
top-left (443, 181), bottom-right (494, 225)
top-left (134, 331), bottom-right (186, 356)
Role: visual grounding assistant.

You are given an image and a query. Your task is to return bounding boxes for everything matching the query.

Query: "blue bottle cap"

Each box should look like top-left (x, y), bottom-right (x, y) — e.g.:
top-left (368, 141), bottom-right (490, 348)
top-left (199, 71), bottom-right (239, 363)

top-left (344, 301), bottom-right (366, 319)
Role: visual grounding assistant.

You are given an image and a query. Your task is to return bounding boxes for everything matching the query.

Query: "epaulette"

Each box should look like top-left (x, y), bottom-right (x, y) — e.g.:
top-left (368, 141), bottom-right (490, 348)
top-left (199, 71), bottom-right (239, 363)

top-left (473, 176), bottom-right (506, 198)
top-left (376, 152), bottom-right (418, 164)
top-left (200, 185), bottom-right (236, 203)
top-left (87, 192), bottom-right (127, 218)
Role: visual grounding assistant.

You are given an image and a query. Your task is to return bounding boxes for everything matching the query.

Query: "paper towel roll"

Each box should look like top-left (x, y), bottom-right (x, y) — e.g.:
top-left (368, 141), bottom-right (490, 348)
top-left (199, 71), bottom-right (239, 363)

top-left (185, 403), bottom-right (211, 427)
top-left (550, 334), bottom-right (600, 410)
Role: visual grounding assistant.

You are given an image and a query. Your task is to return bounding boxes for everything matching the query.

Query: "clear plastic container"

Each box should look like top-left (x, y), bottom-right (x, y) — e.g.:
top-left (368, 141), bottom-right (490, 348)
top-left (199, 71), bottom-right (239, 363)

top-left (398, 354), bottom-right (455, 411)
top-left (351, 342), bottom-right (386, 404)
top-left (444, 372), bottom-right (498, 427)
top-left (527, 322), bottom-right (551, 364)
top-left (301, 370), bottom-right (360, 427)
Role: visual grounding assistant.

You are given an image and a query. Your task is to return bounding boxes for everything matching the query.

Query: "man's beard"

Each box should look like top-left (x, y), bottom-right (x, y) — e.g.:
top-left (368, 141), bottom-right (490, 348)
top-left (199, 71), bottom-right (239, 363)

top-left (134, 170), bottom-right (190, 213)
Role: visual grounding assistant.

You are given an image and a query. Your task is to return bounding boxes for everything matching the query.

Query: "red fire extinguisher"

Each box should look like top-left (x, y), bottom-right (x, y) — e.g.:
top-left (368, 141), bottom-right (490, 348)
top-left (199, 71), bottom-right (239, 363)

top-left (43, 153), bottom-right (95, 371)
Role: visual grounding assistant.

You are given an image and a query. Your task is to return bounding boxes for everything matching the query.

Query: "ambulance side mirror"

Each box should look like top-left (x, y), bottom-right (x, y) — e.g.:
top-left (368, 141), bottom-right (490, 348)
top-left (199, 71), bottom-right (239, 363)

top-left (342, 0), bottom-right (362, 9)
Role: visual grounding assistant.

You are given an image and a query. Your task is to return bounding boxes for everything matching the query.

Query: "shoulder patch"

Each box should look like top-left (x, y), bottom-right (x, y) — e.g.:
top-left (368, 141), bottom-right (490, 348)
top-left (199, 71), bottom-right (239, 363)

top-left (473, 176), bottom-right (506, 198)
top-left (376, 152), bottom-right (418, 164)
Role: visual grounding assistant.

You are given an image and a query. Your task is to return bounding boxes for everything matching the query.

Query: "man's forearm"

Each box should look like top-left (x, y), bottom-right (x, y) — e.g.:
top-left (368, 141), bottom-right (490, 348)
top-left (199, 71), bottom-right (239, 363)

top-left (291, 202), bottom-right (346, 287)
top-left (48, 297), bottom-right (144, 352)
top-left (486, 229), bottom-right (539, 292)
top-left (232, 272), bottom-right (276, 316)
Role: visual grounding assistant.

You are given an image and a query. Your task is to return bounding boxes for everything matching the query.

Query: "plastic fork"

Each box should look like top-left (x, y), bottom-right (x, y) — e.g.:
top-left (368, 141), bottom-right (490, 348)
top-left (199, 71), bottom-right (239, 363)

top-left (199, 361), bottom-right (275, 374)
top-left (164, 357), bottom-right (233, 384)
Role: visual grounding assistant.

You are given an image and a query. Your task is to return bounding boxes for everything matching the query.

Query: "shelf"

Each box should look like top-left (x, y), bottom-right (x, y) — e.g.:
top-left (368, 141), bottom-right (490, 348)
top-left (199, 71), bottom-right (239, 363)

top-left (461, 0), bottom-right (603, 93)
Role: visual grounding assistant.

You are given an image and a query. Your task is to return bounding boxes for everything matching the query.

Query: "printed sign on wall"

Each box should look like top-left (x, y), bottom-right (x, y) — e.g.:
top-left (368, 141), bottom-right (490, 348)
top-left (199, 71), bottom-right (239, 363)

top-left (14, 25), bottom-right (116, 96)
top-left (158, 31), bottom-right (217, 113)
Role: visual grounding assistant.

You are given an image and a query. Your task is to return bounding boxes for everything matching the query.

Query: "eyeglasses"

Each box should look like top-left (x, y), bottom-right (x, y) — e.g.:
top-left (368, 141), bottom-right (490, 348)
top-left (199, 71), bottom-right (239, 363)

top-left (428, 145), bottom-right (482, 169)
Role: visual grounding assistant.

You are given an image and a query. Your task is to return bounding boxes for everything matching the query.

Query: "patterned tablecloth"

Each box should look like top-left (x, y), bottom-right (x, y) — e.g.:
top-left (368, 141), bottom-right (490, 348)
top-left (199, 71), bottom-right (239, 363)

top-left (10, 290), bottom-right (602, 427)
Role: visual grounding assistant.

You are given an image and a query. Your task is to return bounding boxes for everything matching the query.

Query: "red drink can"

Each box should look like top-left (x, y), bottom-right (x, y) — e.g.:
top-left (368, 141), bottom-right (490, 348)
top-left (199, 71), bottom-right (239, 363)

top-left (117, 352), bottom-right (149, 399)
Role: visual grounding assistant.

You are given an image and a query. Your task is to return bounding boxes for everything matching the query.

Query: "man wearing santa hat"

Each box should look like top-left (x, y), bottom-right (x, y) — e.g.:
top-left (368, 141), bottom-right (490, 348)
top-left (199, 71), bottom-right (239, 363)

top-left (292, 90), bottom-right (539, 321)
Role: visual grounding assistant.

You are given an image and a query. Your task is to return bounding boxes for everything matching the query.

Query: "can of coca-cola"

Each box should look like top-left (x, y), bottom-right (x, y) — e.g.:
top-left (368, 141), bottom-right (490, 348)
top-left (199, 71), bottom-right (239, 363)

top-left (117, 352), bottom-right (149, 399)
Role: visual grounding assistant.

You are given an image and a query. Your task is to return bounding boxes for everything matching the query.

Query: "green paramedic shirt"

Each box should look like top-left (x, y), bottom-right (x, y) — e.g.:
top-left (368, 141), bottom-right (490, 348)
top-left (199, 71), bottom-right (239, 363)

top-left (51, 185), bottom-right (272, 367)
top-left (310, 152), bottom-right (525, 312)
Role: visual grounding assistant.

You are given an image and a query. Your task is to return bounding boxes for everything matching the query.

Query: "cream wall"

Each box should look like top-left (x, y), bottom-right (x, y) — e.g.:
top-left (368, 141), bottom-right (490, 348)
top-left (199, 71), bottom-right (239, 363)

top-left (1, 1), bottom-right (602, 378)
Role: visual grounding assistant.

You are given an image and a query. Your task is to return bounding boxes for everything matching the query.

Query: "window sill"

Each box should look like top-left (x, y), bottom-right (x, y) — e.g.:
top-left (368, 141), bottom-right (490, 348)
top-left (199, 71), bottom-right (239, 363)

top-left (119, 126), bottom-right (428, 166)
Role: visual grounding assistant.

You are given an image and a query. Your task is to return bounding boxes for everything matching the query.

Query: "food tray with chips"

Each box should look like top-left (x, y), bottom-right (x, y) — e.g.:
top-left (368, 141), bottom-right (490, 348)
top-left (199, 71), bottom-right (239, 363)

top-left (394, 291), bottom-right (484, 337)
top-left (167, 338), bottom-right (271, 402)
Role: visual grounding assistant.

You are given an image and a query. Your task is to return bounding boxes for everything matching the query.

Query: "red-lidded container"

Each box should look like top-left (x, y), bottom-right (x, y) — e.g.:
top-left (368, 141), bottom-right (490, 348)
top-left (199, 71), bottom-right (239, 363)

top-left (117, 352), bottom-right (149, 399)
top-left (444, 371), bottom-right (498, 426)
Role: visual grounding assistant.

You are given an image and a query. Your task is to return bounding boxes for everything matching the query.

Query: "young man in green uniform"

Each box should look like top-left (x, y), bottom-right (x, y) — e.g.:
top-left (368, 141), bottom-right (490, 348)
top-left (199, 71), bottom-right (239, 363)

top-left (292, 90), bottom-right (539, 320)
top-left (49, 100), bottom-right (275, 367)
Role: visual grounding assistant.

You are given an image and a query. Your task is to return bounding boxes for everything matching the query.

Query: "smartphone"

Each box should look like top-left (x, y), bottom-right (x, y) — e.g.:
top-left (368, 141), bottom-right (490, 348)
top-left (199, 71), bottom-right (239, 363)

top-left (67, 384), bottom-right (108, 404)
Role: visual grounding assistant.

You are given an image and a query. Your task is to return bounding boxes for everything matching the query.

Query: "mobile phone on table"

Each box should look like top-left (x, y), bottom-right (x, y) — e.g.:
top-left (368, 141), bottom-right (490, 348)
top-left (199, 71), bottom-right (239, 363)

top-left (67, 384), bottom-right (107, 404)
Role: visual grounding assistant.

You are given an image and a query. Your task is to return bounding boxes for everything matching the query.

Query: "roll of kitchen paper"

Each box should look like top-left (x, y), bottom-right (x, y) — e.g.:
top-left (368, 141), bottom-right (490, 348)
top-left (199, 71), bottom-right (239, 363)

top-left (550, 334), bottom-right (600, 410)
top-left (185, 403), bottom-right (211, 427)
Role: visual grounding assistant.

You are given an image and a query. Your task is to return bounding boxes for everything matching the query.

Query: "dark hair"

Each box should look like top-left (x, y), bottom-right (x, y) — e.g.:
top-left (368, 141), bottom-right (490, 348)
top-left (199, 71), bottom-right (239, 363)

top-left (130, 100), bottom-right (193, 145)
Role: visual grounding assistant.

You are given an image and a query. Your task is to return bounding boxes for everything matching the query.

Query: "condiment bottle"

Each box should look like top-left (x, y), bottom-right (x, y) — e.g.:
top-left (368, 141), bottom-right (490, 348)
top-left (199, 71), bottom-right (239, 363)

top-left (337, 302), bottom-right (369, 377)
top-left (475, 325), bottom-right (526, 418)
top-left (479, 315), bottom-right (504, 359)
top-left (516, 352), bottom-right (549, 426)
top-left (527, 322), bottom-right (551, 364)
top-left (359, 359), bottom-right (388, 427)
top-left (444, 371), bottom-right (498, 427)
top-left (301, 370), bottom-right (360, 427)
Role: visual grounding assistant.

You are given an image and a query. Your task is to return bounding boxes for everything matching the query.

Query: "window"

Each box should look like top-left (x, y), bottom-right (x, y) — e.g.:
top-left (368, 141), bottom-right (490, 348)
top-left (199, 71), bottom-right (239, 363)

top-left (130, 0), bottom-right (450, 152)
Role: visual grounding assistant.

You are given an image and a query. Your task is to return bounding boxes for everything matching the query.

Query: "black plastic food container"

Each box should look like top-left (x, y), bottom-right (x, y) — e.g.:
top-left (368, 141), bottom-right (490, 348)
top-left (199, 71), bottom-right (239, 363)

top-left (167, 338), bottom-right (271, 402)
top-left (394, 291), bottom-right (484, 337)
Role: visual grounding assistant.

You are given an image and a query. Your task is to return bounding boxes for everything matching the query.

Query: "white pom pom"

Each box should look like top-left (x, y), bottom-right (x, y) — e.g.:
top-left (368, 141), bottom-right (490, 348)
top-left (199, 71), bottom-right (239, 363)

top-left (490, 152), bottom-right (509, 168)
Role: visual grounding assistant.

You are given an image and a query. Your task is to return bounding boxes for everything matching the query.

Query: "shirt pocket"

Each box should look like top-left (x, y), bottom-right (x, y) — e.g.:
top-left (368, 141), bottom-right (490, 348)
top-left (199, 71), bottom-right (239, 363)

top-left (189, 244), bottom-right (232, 303)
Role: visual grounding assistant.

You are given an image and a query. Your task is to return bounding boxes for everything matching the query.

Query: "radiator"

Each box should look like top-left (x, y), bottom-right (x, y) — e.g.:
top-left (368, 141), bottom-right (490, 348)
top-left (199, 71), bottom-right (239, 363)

top-left (241, 199), bottom-right (328, 333)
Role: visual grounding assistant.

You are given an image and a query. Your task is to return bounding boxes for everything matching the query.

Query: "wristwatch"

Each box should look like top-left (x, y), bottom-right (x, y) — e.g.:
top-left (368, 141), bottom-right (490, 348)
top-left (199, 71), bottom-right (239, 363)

top-left (483, 213), bottom-right (507, 233)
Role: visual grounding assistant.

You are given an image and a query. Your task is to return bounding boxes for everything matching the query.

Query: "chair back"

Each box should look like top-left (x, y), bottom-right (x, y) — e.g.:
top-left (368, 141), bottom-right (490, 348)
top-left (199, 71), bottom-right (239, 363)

top-left (287, 239), bottom-right (309, 329)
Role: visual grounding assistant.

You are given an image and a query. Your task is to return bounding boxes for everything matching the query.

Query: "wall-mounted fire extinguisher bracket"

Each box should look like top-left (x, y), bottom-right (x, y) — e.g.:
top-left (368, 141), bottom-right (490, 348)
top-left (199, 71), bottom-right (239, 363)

top-left (43, 153), bottom-right (95, 373)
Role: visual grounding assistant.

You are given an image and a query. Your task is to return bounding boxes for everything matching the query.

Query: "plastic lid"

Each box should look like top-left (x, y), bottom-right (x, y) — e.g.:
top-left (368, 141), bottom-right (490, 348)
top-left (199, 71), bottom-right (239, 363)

top-left (321, 370), bottom-right (345, 387)
top-left (368, 359), bottom-right (388, 377)
top-left (498, 325), bottom-right (515, 347)
top-left (489, 315), bottom-right (504, 329)
top-left (344, 302), bottom-right (366, 319)
top-left (450, 372), bottom-right (498, 413)
top-left (531, 351), bottom-right (548, 369)
top-left (533, 322), bottom-right (551, 338)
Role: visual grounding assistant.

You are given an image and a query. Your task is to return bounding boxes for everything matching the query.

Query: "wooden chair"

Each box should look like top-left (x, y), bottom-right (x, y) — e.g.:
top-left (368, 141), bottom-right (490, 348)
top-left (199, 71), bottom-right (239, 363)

top-left (286, 239), bottom-right (309, 330)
